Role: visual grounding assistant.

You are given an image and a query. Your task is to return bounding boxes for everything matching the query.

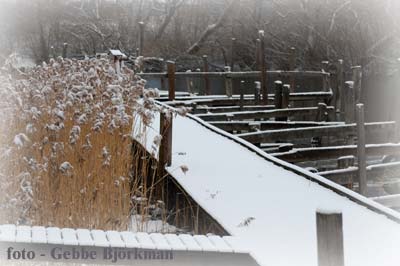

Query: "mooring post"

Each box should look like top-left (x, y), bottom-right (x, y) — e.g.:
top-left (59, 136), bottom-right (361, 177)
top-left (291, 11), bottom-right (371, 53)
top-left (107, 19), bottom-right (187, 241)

top-left (258, 30), bottom-right (267, 104)
top-left (230, 37), bottom-right (236, 71)
top-left (336, 59), bottom-right (344, 120)
top-left (321, 61), bottom-right (330, 92)
top-left (239, 80), bottom-right (245, 111)
top-left (282, 84), bottom-right (290, 121)
top-left (352, 66), bottom-right (362, 104)
top-left (255, 38), bottom-right (261, 71)
top-left (167, 61), bottom-right (176, 101)
top-left (254, 81), bottom-right (261, 104)
top-left (224, 66), bottom-right (233, 97)
top-left (274, 80), bottom-right (283, 109)
top-left (62, 43), bottom-right (68, 58)
top-left (203, 55), bottom-right (210, 95)
top-left (356, 103), bottom-right (367, 196)
top-left (344, 81), bottom-right (355, 123)
top-left (138, 21), bottom-right (145, 56)
top-left (159, 111), bottom-right (173, 169)
top-left (289, 47), bottom-right (296, 92)
top-left (317, 102), bottom-right (328, 122)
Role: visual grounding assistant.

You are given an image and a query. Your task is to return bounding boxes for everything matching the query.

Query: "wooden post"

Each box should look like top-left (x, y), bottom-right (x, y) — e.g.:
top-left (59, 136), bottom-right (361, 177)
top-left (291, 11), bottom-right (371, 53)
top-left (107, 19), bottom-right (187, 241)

top-left (224, 66), bottom-right (233, 97)
top-left (230, 37), bottom-right (236, 71)
top-left (239, 80), bottom-right (245, 111)
top-left (167, 61), bottom-right (176, 101)
top-left (254, 81), bottom-right (261, 104)
top-left (159, 112), bottom-right (173, 168)
top-left (352, 66), bottom-right (362, 104)
top-left (338, 155), bottom-right (355, 189)
top-left (274, 81), bottom-right (283, 109)
top-left (138, 21), bottom-right (145, 56)
top-left (289, 47), bottom-right (296, 92)
top-left (255, 39), bottom-right (260, 71)
top-left (185, 70), bottom-right (194, 94)
top-left (336, 59), bottom-right (344, 119)
top-left (258, 30), bottom-right (267, 104)
top-left (203, 55), bottom-right (210, 95)
top-left (160, 59), bottom-right (166, 91)
top-left (316, 212), bottom-right (344, 266)
top-left (356, 103), bottom-right (367, 196)
top-left (62, 43), bottom-right (68, 58)
top-left (317, 103), bottom-right (328, 122)
top-left (344, 81), bottom-right (355, 123)
top-left (282, 84), bottom-right (290, 121)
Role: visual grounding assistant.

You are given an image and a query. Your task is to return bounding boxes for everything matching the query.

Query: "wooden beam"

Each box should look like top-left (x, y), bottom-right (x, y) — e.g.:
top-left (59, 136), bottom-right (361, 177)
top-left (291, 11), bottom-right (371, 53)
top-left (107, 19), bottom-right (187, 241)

top-left (193, 105), bottom-right (275, 114)
top-left (237, 121), bottom-right (395, 144)
top-left (167, 61), bottom-right (176, 101)
top-left (272, 143), bottom-right (400, 163)
top-left (356, 103), bottom-right (367, 195)
top-left (210, 121), bottom-right (343, 132)
top-left (196, 106), bottom-right (336, 122)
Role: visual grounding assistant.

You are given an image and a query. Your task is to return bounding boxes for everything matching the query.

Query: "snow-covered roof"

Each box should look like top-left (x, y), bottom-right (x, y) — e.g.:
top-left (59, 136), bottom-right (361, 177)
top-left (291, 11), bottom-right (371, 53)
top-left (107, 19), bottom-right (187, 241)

top-left (0, 224), bottom-right (247, 253)
top-left (134, 104), bottom-right (400, 266)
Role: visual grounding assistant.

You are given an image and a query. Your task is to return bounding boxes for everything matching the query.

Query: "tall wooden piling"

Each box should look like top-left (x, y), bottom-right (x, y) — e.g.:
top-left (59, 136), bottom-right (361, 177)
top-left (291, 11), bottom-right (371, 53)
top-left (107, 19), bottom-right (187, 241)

top-left (62, 43), bottom-right (68, 58)
top-left (203, 55), bottom-right (210, 95)
top-left (224, 66), bottom-right (233, 97)
top-left (344, 81), bottom-right (355, 123)
top-left (240, 80), bottom-right (245, 111)
top-left (274, 81), bottom-right (283, 109)
top-left (352, 66), bottom-right (362, 104)
top-left (336, 59), bottom-right (344, 119)
top-left (159, 112), bottom-right (173, 169)
top-left (167, 61), bottom-right (176, 101)
top-left (138, 21), bottom-right (145, 56)
top-left (230, 37), bottom-right (236, 71)
top-left (316, 103), bottom-right (328, 122)
top-left (258, 30), bottom-right (267, 104)
top-left (356, 103), bottom-right (367, 196)
top-left (282, 84), bottom-right (290, 121)
top-left (289, 47), bottom-right (296, 92)
top-left (254, 81), bottom-right (261, 104)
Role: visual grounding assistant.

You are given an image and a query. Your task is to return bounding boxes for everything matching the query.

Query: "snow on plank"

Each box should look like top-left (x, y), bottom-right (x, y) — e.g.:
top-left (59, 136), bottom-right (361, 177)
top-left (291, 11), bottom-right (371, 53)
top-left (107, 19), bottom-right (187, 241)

top-left (120, 231), bottom-right (141, 248)
top-left (15, 226), bottom-right (31, 243)
top-left (47, 227), bottom-right (63, 244)
top-left (223, 236), bottom-right (250, 253)
top-left (150, 233), bottom-right (172, 250)
top-left (164, 234), bottom-right (187, 251)
top-left (106, 231), bottom-right (125, 248)
top-left (193, 235), bottom-right (218, 252)
top-left (207, 235), bottom-right (233, 252)
top-left (91, 229), bottom-right (109, 247)
top-left (31, 226), bottom-right (47, 243)
top-left (61, 228), bottom-right (78, 245)
top-left (76, 229), bottom-right (94, 246)
top-left (178, 234), bottom-right (202, 251)
top-left (0, 224), bottom-right (16, 242)
top-left (135, 232), bottom-right (156, 249)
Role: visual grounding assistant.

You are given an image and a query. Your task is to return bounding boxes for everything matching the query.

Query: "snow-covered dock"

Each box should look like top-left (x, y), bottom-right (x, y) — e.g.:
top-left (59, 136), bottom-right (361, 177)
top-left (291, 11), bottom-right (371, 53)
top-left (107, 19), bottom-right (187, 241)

top-left (136, 108), bottom-right (400, 266)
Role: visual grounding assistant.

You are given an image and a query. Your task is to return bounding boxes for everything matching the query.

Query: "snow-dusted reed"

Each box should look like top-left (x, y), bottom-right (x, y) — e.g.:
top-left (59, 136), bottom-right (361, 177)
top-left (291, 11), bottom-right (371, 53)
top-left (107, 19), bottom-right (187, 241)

top-left (0, 55), bottom-right (167, 230)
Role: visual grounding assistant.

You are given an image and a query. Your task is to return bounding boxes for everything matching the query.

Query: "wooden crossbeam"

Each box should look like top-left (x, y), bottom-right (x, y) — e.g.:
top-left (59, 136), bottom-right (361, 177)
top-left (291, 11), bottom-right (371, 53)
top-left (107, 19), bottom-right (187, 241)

top-left (210, 121), bottom-right (343, 132)
top-left (237, 121), bottom-right (396, 144)
top-left (318, 161), bottom-right (400, 184)
top-left (196, 106), bottom-right (335, 122)
top-left (160, 91), bottom-right (333, 106)
top-left (272, 143), bottom-right (400, 163)
top-left (193, 105), bottom-right (275, 114)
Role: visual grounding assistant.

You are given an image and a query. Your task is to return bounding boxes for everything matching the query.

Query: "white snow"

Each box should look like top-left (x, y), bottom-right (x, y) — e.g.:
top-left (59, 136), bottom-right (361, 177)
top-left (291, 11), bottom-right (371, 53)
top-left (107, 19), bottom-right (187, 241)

top-left (90, 229), bottom-right (109, 247)
top-left (31, 226), bottom-right (46, 244)
top-left (164, 233), bottom-right (187, 251)
top-left (133, 106), bottom-right (400, 266)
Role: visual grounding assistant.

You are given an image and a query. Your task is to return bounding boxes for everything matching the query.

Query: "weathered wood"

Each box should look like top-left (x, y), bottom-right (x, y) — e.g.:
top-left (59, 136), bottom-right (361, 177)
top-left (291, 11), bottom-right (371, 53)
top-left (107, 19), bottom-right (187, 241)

top-left (211, 121), bottom-right (343, 132)
top-left (224, 66), bottom-right (233, 97)
top-left (258, 30), bottom-right (267, 104)
top-left (197, 106), bottom-right (336, 122)
top-left (237, 121), bottom-right (396, 144)
top-left (239, 80), bottom-right (245, 111)
top-left (202, 55), bottom-right (211, 95)
top-left (356, 103), bottom-right (367, 195)
top-left (316, 103), bottom-right (328, 122)
top-left (167, 61), bottom-right (176, 101)
top-left (321, 61), bottom-right (330, 92)
top-left (352, 66), bottom-right (362, 104)
top-left (138, 21), bottom-right (145, 56)
top-left (138, 70), bottom-right (330, 79)
top-left (344, 81), bottom-right (355, 123)
top-left (230, 37), bottom-right (236, 71)
top-left (62, 43), bottom-right (68, 58)
top-left (272, 143), bottom-right (400, 163)
top-left (289, 47), bottom-right (296, 92)
top-left (336, 60), bottom-right (344, 118)
top-left (159, 112), bottom-right (173, 169)
top-left (274, 81), bottom-right (283, 109)
top-left (316, 212), bottom-right (344, 266)
top-left (193, 105), bottom-right (275, 114)
top-left (282, 84), bottom-right (290, 121)
top-left (254, 81), bottom-right (261, 104)
top-left (371, 194), bottom-right (400, 208)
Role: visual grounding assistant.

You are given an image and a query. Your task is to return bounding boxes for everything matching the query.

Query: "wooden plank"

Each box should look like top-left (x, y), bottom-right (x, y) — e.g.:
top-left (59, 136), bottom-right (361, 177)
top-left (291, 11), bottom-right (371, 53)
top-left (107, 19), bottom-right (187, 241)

top-left (197, 106), bottom-right (335, 122)
top-left (210, 121), bottom-right (343, 132)
top-left (237, 121), bottom-right (395, 144)
top-left (316, 212), bottom-right (344, 266)
top-left (356, 103), bottom-right (367, 195)
top-left (272, 143), bottom-right (400, 163)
